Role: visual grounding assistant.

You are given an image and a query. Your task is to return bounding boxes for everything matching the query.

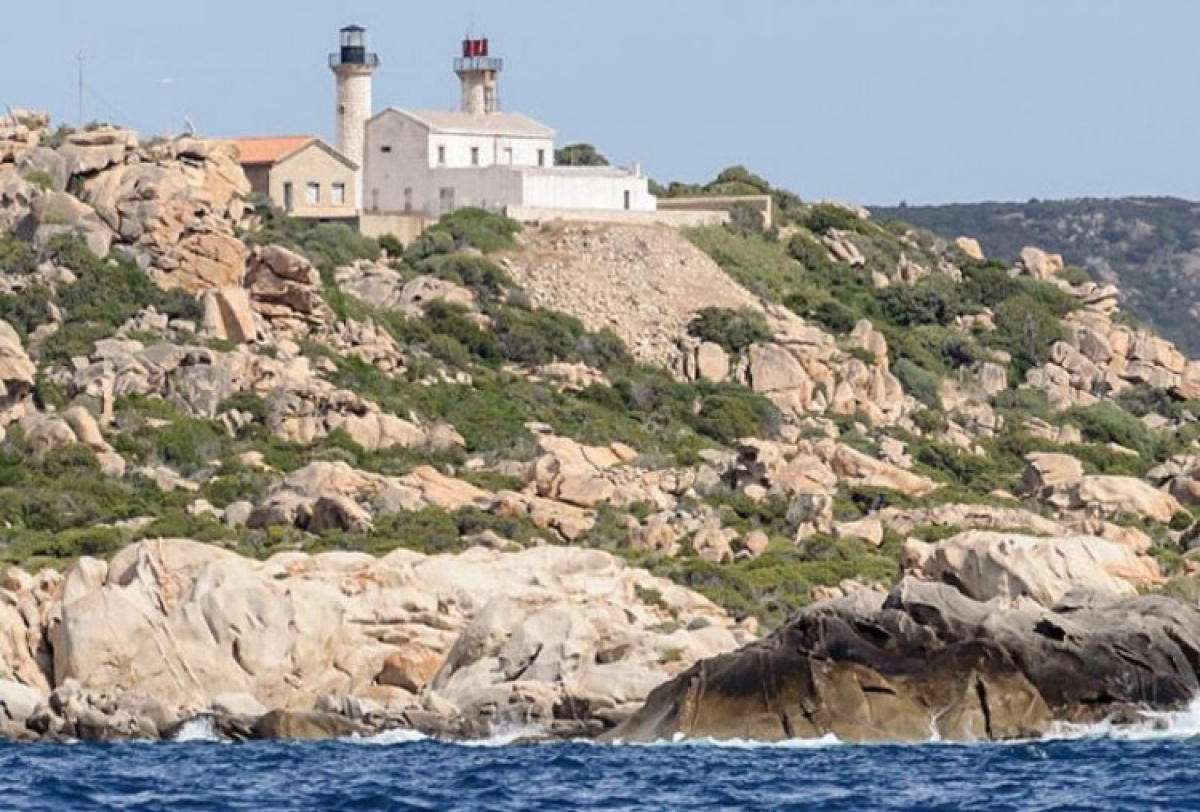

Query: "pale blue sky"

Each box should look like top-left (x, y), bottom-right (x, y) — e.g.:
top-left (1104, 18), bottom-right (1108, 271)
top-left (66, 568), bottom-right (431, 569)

top-left (6, 0), bottom-right (1199, 204)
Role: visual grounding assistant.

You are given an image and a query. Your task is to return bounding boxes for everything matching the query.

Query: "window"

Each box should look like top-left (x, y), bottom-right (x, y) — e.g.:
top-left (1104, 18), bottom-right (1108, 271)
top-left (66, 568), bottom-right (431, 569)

top-left (504, 147), bottom-right (514, 165)
top-left (282, 182), bottom-right (294, 211)
top-left (381, 145), bottom-right (393, 154)
top-left (470, 146), bottom-right (480, 166)
top-left (305, 182), bottom-right (320, 205)
top-left (332, 183), bottom-right (346, 206)
top-left (403, 188), bottom-right (413, 212)
top-left (537, 149), bottom-right (546, 167)
top-left (624, 190), bottom-right (632, 210)
top-left (437, 145), bottom-right (446, 165)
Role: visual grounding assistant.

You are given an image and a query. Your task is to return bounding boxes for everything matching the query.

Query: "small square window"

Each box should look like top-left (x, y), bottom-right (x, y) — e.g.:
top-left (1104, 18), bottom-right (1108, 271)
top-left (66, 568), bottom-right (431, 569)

top-left (332, 183), bottom-right (346, 206)
top-left (381, 145), bottom-right (393, 154)
top-left (306, 182), bottom-right (320, 205)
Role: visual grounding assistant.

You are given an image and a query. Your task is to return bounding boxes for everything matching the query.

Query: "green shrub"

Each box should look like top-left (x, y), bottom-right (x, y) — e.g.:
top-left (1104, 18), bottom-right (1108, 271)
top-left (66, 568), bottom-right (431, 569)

top-left (148, 417), bottom-right (228, 475)
top-left (1063, 402), bottom-right (1162, 459)
top-left (877, 277), bottom-right (969, 327)
top-left (53, 237), bottom-right (202, 326)
top-left (244, 201), bottom-right (380, 271)
top-left (710, 166), bottom-right (771, 195)
top-left (1116, 384), bottom-right (1193, 420)
top-left (893, 358), bottom-right (942, 409)
top-left (804, 298), bottom-right (861, 335)
top-left (990, 294), bottom-right (1066, 376)
top-left (644, 536), bottom-right (897, 628)
top-left (911, 438), bottom-right (1014, 491)
top-left (911, 408), bottom-right (949, 434)
top-left (787, 231), bottom-right (835, 273)
top-left (44, 233), bottom-right (105, 273)
top-left (0, 284), bottom-right (54, 337)
top-left (691, 388), bottom-right (781, 445)
top-left (216, 392), bottom-right (270, 424)
top-left (22, 170), bottom-right (54, 191)
top-left (802, 204), bottom-right (862, 236)
top-left (412, 208), bottom-right (521, 256)
top-left (424, 301), bottom-right (503, 364)
top-left (0, 234), bottom-right (37, 274)
top-left (993, 388), bottom-right (1052, 420)
top-left (726, 202), bottom-right (767, 236)
top-left (377, 233), bottom-right (404, 257)
top-left (1061, 266), bottom-right (1091, 285)
top-left (555, 143), bottom-right (609, 167)
top-left (687, 307), bottom-right (770, 355)
top-left (417, 252), bottom-right (512, 296)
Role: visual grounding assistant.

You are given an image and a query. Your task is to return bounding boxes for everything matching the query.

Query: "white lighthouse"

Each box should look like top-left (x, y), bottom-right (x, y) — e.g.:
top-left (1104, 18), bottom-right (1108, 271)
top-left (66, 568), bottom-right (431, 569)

top-left (455, 37), bottom-right (503, 116)
top-left (330, 25), bottom-right (379, 200)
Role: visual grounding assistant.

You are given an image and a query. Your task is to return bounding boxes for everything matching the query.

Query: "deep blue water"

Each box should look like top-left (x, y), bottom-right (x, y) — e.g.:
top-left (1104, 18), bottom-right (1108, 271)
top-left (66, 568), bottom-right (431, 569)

top-left (0, 728), bottom-right (1197, 811)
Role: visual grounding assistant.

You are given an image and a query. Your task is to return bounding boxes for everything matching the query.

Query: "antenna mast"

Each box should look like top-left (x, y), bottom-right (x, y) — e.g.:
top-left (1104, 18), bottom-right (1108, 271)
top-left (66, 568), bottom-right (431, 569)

top-left (77, 53), bottom-right (85, 127)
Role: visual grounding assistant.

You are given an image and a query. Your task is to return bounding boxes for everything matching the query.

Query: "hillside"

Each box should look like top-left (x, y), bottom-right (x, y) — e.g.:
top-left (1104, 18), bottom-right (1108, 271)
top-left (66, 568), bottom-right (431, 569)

top-left (871, 197), bottom-right (1200, 356)
top-left (5, 114), bottom-right (1200, 740)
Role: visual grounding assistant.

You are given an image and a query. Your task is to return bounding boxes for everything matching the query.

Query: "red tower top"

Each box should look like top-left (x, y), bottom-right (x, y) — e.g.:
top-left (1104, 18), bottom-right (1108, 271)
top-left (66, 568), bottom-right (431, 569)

top-left (462, 38), bottom-right (490, 58)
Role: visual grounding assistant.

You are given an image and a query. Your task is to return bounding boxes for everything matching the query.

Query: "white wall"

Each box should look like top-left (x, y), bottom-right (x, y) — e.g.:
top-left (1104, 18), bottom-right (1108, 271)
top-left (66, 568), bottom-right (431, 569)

top-left (428, 132), bottom-right (554, 169)
top-left (426, 167), bottom-right (525, 215)
top-left (364, 113), bottom-right (431, 213)
top-left (520, 169), bottom-right (656, 212)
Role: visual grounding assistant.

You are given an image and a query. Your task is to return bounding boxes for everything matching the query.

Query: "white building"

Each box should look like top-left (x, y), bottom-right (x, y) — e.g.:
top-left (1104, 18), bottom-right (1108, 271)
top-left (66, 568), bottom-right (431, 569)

top-left (360, 36), bottom-right (656, 218)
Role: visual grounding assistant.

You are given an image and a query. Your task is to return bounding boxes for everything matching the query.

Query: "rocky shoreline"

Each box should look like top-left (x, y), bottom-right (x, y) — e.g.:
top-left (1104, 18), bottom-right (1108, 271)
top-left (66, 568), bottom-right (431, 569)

top-left (2, 536), bottom-right (1199, 745)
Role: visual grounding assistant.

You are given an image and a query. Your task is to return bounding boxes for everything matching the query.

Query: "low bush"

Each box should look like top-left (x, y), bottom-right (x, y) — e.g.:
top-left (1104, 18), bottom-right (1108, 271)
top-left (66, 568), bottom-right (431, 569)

top-left (802, 204), bottom-right (863, 236)
top-left (687, 307), bottom-right (770, 355)
top-left (407, 208), bottom-right (521, 259)
top-left (691, 388), bottom-right (781, 445)
top-left (893, 358), bottom-right (942, 409)
top-left (417, 252), bottom-right (512, 297)
top-left (0, 234), bottom-right (37, 274)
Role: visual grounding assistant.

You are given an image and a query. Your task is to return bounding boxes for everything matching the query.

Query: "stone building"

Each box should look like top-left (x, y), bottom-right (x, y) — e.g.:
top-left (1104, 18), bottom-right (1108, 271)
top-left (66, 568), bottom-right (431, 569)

top-left (228, 136), bottom-right (358, 220)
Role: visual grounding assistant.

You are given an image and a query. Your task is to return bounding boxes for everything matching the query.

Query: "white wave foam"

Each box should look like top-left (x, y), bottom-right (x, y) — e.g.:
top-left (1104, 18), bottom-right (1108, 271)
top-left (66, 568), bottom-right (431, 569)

top-left (610, 733), bottom-right (845, 750)
top-left (349, 727), bottom-right (429, 746)
top-left (1046, 696), bottom-right (1200, 742)
top-left (458, 724), bottom-right (548, 748)
top-left (172, 716), bottom-right (221, 743)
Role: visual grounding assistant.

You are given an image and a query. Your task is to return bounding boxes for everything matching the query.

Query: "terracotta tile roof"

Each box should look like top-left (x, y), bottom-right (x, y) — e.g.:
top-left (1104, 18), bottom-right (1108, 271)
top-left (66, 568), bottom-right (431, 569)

top-left (227, 135), bottom-right (316, 166)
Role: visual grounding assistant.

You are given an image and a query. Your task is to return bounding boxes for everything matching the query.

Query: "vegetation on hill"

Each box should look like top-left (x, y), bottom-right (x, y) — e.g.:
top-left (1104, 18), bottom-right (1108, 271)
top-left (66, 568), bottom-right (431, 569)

top-left (5, 144), bottom-right (1200, 628)
top-left (871, 197), bottom-right (1200, 355)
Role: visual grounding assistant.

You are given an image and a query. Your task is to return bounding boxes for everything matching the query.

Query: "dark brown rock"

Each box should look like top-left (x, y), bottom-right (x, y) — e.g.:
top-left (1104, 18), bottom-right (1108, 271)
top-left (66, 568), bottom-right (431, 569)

top-left (607, 578), bottom-right (1200, 743)
top-left (250, 710), bottom-right (366, 741)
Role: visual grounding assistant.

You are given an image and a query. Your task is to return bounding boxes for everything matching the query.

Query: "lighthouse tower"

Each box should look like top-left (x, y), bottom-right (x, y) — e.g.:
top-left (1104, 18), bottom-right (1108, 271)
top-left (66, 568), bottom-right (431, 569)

top-left (330, 25), bottom-right (379, 199)
top-left (455, 37), bottom-right (503, 116)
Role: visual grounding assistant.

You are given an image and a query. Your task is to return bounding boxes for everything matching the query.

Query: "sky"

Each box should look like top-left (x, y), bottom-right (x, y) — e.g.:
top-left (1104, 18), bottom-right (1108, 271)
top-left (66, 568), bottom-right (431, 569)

top-left (5, 0), bottom-right (1200, 205)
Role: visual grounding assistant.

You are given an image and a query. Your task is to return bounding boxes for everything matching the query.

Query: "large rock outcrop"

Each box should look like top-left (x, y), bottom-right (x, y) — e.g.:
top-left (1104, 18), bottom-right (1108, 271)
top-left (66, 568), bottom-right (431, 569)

top-left (902, 531), bottom-right (1162, 606)
top-left (5, 539), bottom-right (749, 740)
top-left (608, 578), bottom-right (1200, 744)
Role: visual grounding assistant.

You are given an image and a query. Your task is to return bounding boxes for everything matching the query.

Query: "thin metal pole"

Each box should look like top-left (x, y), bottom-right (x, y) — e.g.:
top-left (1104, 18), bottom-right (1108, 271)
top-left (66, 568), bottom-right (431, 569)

top-left (77, 53), bottom-right (85, 127)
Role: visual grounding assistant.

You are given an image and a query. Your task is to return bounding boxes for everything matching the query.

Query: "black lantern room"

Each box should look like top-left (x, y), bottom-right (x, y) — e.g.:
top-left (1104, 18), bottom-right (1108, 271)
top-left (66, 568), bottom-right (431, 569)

top-left (331, 25), bottom-right (379, 69)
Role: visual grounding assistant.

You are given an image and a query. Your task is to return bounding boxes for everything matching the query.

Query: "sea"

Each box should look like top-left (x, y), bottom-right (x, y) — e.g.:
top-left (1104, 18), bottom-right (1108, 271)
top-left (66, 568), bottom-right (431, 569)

top-left (3, 708), bottom-right (1200, 811)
